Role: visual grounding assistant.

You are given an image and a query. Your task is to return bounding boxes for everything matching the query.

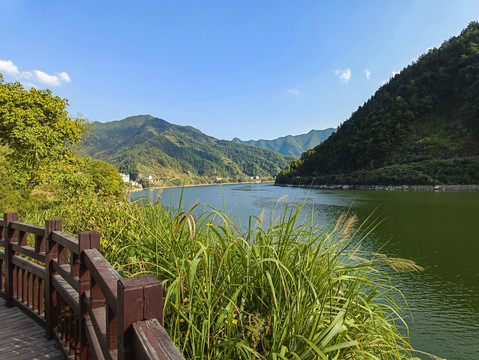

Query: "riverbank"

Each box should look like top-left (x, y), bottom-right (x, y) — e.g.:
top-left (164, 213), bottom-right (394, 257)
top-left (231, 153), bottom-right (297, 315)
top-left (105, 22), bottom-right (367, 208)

top-left (276, 183), bottom-right (479, 191)
top-left (127, 180), bottom-right (274, 193)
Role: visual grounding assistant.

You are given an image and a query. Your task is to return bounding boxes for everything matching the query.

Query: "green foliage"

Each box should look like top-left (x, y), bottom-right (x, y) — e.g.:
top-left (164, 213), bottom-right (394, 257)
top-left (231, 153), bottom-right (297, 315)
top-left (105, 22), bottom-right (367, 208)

top-left (0, 76), bottom-right (87, 187)
top-left (138, 177), bottom-right (154, 188)
top-left (0, 145), bottom-right (26, 211)
top-left (86, 160), bottom-right (125, 197)
top-left (280, 22), bottom-right (479, 185)
top-left (79, 115), bottom-right (293, 183)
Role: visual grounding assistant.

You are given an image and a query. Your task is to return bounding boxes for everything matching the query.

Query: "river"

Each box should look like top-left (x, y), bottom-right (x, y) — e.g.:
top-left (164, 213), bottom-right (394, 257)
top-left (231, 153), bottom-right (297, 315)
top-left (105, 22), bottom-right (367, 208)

top-left (130, 183), bottom-right (479, 360)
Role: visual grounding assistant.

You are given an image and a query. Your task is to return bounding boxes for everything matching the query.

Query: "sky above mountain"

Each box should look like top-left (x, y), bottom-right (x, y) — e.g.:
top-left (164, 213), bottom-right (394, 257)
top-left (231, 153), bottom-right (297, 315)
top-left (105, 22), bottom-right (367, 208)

top-left (1, 1), bottom-right (478, 141)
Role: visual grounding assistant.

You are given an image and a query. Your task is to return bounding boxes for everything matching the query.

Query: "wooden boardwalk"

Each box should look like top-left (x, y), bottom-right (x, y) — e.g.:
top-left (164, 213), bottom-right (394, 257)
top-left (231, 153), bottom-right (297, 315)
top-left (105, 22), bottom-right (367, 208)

top-left (0, 298), bottom-right (64, 360)
top-left (1, 213), bottom-right (183, 359)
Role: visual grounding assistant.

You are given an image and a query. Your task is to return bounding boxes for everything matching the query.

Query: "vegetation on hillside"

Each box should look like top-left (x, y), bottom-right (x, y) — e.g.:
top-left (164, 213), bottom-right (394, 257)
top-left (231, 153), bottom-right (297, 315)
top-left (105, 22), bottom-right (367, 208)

top-left (277, 22), bottom-right (479, 186)
top-left (78, 115), bottom-right (294, 185)
top-left (233, 128), bottom-right (336, 158)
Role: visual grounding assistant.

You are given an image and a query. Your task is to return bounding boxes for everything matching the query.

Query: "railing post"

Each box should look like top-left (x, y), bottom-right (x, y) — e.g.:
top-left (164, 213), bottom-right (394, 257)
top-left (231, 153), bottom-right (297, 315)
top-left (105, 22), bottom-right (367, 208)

top-left (117, 276), bottom-right (163, 360)
top-left (45, 219), bottom-right (62, 339)
top-left (4, 212), bottom-right (18, 307)
top-left (78, 231), bottom-right (100, 359)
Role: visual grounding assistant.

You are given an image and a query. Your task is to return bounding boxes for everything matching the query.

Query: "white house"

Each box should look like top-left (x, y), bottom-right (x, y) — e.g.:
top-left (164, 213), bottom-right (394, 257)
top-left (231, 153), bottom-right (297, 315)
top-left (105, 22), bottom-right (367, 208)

top-left (119, 173), bottom-right (130, 182)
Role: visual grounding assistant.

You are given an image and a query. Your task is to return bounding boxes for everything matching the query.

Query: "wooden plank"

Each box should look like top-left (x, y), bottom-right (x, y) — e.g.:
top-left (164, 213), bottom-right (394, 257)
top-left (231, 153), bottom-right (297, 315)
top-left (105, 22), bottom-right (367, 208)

top-left (11, 294), bottom-right (46, 326)
top-left (52, 274), bottom-right (80, 315)
top-left (88, 305), bottom-right (111, 358)
top-left (84, 315), bottom-right (106, 360)
top-left (132, 319), bottom-right (185, 360)
top-left (82, 249), bottom-right (121, 311)
top-left (0, 297), bottom-right (65, 359)
top-left (52, 261), bottom-right (80, 293)
top-left (51, 231), bottom-right (79, 254)
top-left (11, 221), bottom-right (45, 237)
top-left (12, 243), bottom-right (46, 263)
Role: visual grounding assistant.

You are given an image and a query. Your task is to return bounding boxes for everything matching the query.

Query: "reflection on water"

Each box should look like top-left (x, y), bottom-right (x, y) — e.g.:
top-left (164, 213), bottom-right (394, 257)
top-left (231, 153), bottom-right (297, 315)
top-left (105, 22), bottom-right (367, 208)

top-left (130, 183), bottom-right (479, 360)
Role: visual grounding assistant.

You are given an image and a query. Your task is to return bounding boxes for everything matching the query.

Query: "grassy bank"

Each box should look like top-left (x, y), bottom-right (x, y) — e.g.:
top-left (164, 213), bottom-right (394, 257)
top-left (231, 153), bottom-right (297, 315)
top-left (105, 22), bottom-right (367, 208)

top-left (23, 197), bottom-right (433, 359)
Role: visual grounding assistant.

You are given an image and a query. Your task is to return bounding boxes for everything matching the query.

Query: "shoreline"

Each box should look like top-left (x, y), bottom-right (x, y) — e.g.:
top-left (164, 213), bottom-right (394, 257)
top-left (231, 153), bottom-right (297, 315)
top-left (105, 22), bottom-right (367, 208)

top-left (275, 183), bottom-right (479, 191)
top-left (128, 181), bottom-right (479, 193)
top-left (127, 180), bottom-right (274, 193)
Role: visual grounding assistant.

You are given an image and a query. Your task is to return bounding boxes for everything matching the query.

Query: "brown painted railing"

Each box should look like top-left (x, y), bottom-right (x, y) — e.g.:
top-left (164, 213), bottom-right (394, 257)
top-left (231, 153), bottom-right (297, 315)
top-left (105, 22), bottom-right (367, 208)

top-left (0, 212), bottom-right (184, 360)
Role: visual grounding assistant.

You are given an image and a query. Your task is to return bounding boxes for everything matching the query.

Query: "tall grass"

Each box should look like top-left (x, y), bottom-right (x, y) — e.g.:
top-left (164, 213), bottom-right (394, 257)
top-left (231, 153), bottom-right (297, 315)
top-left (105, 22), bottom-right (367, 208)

top-left (21, 194), bottom-right (435, 359)
top-left (94, 199), bottom-right (428, 360)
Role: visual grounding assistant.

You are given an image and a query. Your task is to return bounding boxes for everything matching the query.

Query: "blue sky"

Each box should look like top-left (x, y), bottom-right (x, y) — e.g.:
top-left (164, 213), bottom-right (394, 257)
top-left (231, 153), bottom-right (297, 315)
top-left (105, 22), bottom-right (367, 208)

top-left (1, 1), bottom-right (478, 141)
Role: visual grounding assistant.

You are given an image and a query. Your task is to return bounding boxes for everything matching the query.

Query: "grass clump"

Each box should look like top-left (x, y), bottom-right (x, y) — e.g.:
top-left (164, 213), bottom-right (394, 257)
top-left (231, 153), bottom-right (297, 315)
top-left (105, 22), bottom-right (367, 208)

top-left (98, 199), bottom-right (427, 359)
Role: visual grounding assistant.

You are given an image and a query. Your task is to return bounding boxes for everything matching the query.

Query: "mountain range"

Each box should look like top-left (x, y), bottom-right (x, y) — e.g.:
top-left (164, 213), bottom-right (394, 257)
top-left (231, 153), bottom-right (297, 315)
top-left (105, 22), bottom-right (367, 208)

top-left (232, 128), bottom-right (335, 157)
top-left (78, 115), bottom-right (296, 186)
top-left (277, 22), bottom-right (479, 186)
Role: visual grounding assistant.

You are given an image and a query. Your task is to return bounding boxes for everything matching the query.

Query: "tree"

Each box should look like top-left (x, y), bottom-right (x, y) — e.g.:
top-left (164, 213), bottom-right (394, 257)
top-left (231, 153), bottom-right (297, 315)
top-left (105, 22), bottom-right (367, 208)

top-left (0, 145), bottom-right (24, 211)
top-left (87, 160), bottom-right (124, 197)
top-left (0, 74), bottom-right (87, 186)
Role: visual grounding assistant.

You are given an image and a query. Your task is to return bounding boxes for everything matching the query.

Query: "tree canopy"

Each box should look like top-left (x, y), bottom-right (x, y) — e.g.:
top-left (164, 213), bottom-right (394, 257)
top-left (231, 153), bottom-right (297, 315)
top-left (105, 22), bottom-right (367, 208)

top-left (0, 74), bottom-right (87, 186)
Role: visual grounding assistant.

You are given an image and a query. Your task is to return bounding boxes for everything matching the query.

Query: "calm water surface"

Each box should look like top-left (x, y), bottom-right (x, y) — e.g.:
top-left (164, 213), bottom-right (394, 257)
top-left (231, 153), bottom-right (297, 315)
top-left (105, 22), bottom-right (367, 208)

top-left (130, 183), bottom-right (479, 360)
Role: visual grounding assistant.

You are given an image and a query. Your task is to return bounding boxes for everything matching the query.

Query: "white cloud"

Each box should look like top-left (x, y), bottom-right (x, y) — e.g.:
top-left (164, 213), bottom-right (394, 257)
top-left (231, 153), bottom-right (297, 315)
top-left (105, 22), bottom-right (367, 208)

top-left (34, 70), bottom-right (71, 86)
top-left (0, 58), bottom-right (71, 86)
top-left (334, 68), bottom-right (351, 83)
top-left (365, 69), bottom-right (371, 79)
top-left (287, 89), bottom-right (300, 95)
top-left (58, 72), bottom-right (71, 83)
top-left (392, 70), bottom-right (400, 77)
top-left (0, 59), bottom-right (20, 76)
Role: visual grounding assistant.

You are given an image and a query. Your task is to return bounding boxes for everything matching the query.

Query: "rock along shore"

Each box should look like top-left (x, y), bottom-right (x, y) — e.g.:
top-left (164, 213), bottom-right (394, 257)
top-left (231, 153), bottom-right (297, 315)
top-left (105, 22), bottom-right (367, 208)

top-left (276, 183), bottom-right (479, 192)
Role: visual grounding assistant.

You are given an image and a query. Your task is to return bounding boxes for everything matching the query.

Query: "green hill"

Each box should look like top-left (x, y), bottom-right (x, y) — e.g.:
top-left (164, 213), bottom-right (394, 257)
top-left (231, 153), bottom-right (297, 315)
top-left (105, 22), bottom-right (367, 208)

top-left (232, 128), bottom-right (336, 158)
top-left (78, 115), bottom-right (294, 186)
top-left (277, 22), bottom-right (479, 186)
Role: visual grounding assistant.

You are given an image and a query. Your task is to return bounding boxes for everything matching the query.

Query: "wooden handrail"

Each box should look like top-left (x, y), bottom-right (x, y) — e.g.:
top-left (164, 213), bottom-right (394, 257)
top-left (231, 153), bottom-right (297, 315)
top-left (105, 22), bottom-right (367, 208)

top-left (0, 212), bottom-right (184, 360)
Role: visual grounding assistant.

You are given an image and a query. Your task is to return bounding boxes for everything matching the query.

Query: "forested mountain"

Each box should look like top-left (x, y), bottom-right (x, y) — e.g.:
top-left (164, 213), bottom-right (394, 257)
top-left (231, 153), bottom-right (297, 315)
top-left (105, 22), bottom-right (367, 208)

top-left (232, 128), bottom-right (335, 157)
top-left (277, 22), bottom-right (479, 186)
top-left (79, 115), bottom-right (293, 185)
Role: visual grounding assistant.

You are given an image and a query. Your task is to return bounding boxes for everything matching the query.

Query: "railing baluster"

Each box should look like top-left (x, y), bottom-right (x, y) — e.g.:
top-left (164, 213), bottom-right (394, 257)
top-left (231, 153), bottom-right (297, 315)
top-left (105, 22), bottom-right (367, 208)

top-left (45, 219), bottom-right (62, 339)
top-left (22, 268), bottom-right (27, 303)
top-left (39, 277), bottom-right (44, 315)
top-left (79, 231), bottom-right (100, 359)
top-left (4, 212), bottom-right (18, 307)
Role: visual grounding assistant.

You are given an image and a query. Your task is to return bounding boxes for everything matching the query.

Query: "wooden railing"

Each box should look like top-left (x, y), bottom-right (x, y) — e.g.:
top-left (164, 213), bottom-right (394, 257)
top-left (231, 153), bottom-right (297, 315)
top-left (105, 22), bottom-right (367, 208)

top-left (0, 212), bottom-right (184, 360)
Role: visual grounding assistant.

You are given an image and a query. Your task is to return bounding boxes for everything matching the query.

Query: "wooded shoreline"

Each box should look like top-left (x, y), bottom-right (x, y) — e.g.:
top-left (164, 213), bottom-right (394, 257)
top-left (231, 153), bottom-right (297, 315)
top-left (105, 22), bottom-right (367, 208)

top-left (275, 183), bottom-right (479, 191)
top-left (127, 180), bottom-right (274, 193)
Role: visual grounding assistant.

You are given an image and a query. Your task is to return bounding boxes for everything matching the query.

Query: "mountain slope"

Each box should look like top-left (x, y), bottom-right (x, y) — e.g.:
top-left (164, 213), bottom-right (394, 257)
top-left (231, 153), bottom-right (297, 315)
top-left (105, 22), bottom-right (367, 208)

top-left (79, 115), bottom-right (293, 185)
top-left (233, 128), bottom-right (335, 157)
top-left (277, 22), bottom-right (479, 186)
